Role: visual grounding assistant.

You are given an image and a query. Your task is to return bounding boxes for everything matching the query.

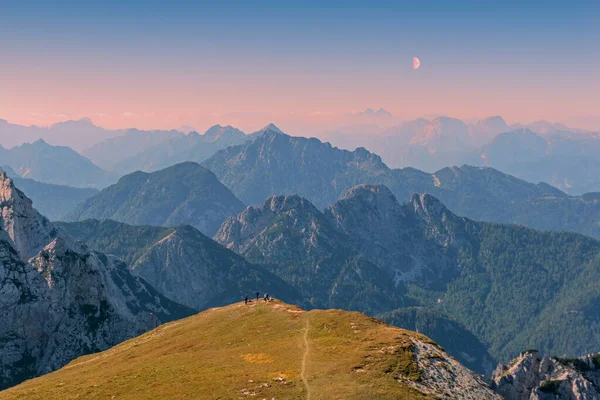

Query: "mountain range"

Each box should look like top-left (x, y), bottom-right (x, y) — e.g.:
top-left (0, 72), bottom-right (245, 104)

top-left (105, 125), bottom-right (249, 175)
top-left (56, 219), bottom-right (303, 311)
top-left (7, 125), bottom-right (599, 240)
top-left (0, 139), bottom-right (116, 189)
top-left (65, 162), bottom-right (245, 236)
top-left (216, 184), bottom-right (600, 370)
top-left (0, 171), bottom-right (306, 390)
top-left (204, 129), bottom-right (600, 239)
top-left (82, 128), bottom-right (184, 170)
top-left (323, 116), bottom-right (600, 194)
top-left (0, 118), bottom-right (116, 152)
top-left (3, 115), bottom-right (600, 196)
top-left (468, 128), bottom-right (600, 194)
top-left (2, 116), bottom-right (600, 397)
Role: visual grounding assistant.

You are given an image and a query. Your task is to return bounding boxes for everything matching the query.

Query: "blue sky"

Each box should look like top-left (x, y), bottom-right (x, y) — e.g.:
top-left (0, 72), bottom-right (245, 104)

top-left (1, 0), bottom-right (599, 130)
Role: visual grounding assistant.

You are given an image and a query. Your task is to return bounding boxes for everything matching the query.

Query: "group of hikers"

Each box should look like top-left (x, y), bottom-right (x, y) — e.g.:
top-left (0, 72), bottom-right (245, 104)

top-left (244, 292), bottom-right (271, 304)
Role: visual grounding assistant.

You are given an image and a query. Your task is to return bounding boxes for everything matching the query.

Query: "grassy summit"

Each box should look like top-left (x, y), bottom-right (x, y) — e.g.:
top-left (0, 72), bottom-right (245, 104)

top-left (1, 301), bottom-right (497, 399)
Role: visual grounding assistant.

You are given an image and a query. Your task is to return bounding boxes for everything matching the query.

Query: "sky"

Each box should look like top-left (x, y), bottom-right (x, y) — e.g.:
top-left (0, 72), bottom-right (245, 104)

top-left (1, 0), bottom-right (599, 132)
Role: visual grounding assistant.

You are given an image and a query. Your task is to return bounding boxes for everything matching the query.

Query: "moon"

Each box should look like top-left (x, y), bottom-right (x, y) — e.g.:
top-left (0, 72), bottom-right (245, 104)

top-left (413, 57), bottom-right (421, 70)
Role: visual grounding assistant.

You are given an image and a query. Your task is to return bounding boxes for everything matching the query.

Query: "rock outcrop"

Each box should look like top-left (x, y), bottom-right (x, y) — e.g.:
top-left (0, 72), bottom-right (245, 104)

top-left (492, 350), bottom-right (600, 400)
top-left (0, 174), bottom-right (193, 389)
top-left (0, 171), bottom-right (57, 260)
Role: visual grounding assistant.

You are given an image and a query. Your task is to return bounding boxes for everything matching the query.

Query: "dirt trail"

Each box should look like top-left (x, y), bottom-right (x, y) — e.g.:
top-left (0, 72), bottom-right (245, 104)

top-left (300, 317), bottom-right (312, 400)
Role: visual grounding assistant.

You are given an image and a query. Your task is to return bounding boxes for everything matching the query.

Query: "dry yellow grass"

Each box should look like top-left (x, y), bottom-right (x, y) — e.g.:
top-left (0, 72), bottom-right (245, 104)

top-left (1, 300), bottom-right (436, 400)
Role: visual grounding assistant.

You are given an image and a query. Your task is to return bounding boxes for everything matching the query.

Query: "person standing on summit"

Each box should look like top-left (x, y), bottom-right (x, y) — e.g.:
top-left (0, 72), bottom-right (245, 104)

top-left (256, 292), bottom-right (260, 301)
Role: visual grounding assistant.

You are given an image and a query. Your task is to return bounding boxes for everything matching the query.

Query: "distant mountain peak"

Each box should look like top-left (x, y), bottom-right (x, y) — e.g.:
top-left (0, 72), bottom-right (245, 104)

top-left (477, 115), bottom-right (508, 129)
top-left (354, 108), bottom-right (393, 117)
top-left (66, 161), bottom-right (244, 236)
top-left (50, 117), bottom-right (95, 128)
top-left (30, 138), bottom-right (50, 146)
top-left (245, 123), bottom-right (285, 139)
top-left (262, 122), bottom-right (284, 133)
top-left (203, 124), bottom-right (245, 143)
top-left (177, 125), bottom-right (197, 134)
top-left (481, 115), bottom-right (505, 122)
top-left (340, 184), bottom-right (398, 205)
top-left (262, 194), bottom-right (320, 215)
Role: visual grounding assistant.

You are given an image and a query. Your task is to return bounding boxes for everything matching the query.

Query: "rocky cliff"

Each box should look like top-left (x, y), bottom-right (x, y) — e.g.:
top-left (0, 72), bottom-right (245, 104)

top-left (0, 173), bottom-right (192, 389)
top-left (493, 350), bottom-right (600, 399)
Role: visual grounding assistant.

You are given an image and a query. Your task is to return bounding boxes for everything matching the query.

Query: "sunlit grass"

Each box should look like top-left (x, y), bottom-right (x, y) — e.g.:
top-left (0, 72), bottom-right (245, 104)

top-left (1, 301), bottom-right (433, 399)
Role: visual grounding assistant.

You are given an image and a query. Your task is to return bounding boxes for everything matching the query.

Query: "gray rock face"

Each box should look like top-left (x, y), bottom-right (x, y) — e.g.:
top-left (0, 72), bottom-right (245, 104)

top-left (493, 351), bottom-right (600, 400)
top-left (0, 171), bottom-right (58, 261)
top-left (0, 173), bottom-right (192, 390)
top-left (408, 339), bottom-right (502, 399)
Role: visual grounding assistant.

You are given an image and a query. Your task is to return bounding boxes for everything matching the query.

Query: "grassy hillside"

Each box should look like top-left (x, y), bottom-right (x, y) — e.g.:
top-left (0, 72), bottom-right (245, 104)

top-left (0, 301), bottom-right (497, 399)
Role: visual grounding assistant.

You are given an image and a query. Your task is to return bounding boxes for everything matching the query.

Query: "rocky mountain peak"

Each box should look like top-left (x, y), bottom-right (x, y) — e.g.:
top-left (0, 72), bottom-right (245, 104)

top-left (409, 193), bottom-right (449, 221)
top-left (339, 184), bottom-right (398, 206)
top-left (262, 123), bottom-right (283, 133)
top-left (324, 186), bottom-right (462, 289)
top-left (214, 194), bottom-right (326, 254)
top-left (66, 162), bottom-right (244, 236)
top-left (326, 184), bottom-right (404, 234)
top-left (0, 172), bottom-right (57, 261)
top-left (493, 350), bottom-right (600, 400)
top-left (30, 138), bottom-right (51, 147)
top-left (263, 194), bottom-right (320, 215)
top-left (406, 193), bottom-right (469, 250)
top-left (247, 123), bottom-right (285, 139)
top-left (203, 124), bottom-right (245, 143)
top-left (477, 115), bottom-right (508, 130)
